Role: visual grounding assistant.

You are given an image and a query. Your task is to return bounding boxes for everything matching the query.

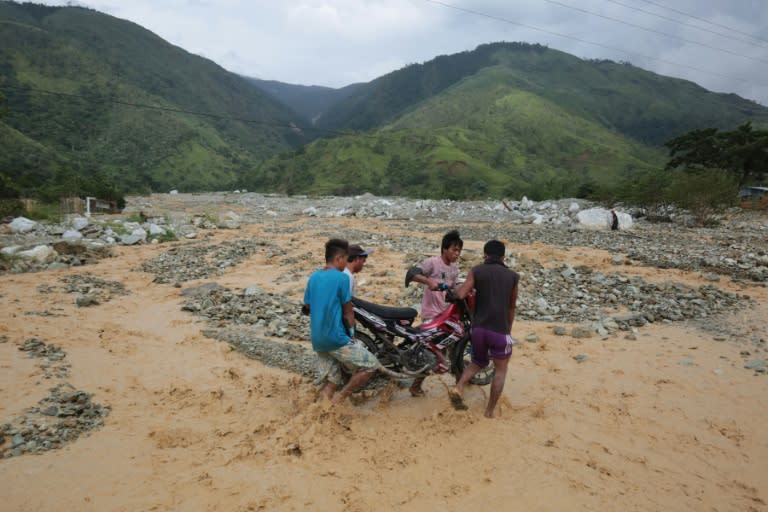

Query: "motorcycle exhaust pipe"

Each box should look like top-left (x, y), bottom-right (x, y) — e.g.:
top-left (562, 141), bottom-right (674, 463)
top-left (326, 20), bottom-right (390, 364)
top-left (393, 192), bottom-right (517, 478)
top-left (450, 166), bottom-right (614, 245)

top-left (376, 364), bottom-right (431, 380)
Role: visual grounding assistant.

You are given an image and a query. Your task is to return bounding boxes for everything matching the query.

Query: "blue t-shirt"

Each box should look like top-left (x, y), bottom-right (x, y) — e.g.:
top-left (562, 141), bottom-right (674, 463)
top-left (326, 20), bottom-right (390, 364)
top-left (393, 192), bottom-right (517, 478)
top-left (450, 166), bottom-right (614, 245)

top-left (303, 268), bottom-right (352, 352)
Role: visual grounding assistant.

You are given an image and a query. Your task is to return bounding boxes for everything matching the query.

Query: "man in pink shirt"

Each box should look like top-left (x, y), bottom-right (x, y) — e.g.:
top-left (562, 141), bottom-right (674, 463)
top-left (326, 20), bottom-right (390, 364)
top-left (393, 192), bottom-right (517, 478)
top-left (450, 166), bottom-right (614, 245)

top-left (407, 229), bottom-right (463, 396)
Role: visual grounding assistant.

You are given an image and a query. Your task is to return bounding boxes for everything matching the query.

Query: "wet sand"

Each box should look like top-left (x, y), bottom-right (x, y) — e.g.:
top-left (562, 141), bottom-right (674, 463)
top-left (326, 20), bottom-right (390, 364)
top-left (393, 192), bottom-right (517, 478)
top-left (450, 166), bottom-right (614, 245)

top-left (1, 201), bottom-right (766, 512)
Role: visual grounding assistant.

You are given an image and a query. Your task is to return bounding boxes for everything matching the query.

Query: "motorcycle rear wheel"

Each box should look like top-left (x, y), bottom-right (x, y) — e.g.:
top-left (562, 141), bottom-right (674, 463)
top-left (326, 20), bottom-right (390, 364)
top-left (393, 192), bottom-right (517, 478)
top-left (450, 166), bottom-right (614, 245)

top-left (453, 336), bottom-right (494, 386)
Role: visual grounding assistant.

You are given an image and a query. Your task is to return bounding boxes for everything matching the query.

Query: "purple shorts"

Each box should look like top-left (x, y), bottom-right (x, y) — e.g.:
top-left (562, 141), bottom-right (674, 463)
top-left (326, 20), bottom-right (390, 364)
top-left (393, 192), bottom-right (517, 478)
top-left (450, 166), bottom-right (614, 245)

top-left (470, 327), bottom-right (513, 368)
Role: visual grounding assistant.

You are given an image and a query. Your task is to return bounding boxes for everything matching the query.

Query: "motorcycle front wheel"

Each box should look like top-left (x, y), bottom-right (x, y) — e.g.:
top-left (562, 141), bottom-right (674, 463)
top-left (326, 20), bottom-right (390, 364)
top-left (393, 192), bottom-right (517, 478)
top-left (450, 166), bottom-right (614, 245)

top-left (453, 335), bottom-right (494, 386)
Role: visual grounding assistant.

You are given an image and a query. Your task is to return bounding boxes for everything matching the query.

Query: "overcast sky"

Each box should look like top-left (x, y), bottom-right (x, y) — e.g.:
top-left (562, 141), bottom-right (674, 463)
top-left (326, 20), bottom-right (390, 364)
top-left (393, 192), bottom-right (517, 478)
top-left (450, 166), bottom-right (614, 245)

top-left (36, 0), bottom-right (768, 105)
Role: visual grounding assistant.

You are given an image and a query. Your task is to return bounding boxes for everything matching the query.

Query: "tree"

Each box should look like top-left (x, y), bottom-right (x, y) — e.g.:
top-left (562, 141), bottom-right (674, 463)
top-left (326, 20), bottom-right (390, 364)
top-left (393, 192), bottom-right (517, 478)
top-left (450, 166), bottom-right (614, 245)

top-left (665, 123), bottom-right (768, 185)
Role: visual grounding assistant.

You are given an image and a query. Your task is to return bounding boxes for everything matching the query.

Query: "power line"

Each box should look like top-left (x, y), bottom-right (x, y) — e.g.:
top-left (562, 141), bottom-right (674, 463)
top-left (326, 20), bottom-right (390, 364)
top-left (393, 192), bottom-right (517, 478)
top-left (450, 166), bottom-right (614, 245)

top-left (634, 0), bottom-right (768, 47)
top-left (421, 0), bottom-right (768, 90)
top-left (542, 0), bottom-right (768, 66)
top-left (603, 0), bottom-right (766, 49)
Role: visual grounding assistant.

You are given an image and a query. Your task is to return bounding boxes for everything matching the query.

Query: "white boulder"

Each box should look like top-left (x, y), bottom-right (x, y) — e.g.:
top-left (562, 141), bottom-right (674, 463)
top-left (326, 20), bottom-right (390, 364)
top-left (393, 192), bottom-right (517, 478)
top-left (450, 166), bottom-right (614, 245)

top-left (62, 230), bottom-right (84, 240)
top-left (1, 245), bottom-right (22, 256)
top-left (71, 216), bottom-right (89, 231)
top-left (148, 223), bottom-right (166, 236)
top-left (18, 245), bottom-right (58, 263)
top-left (577, 208), bottom-right (633, 229)
top-left (10, 217), bottom-right (37, 234)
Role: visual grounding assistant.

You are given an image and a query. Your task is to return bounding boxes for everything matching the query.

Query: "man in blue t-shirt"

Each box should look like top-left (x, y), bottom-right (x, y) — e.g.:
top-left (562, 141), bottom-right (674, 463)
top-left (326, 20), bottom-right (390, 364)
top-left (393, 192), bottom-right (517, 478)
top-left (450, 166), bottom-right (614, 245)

top-left (304, 238), bottom-right (379, 404)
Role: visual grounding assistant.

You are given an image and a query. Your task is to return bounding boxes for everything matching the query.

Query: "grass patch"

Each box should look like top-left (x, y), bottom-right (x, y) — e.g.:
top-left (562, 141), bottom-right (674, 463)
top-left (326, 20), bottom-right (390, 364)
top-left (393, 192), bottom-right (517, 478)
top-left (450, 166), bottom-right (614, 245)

top-left (24, 202), bottom-right (62, 223)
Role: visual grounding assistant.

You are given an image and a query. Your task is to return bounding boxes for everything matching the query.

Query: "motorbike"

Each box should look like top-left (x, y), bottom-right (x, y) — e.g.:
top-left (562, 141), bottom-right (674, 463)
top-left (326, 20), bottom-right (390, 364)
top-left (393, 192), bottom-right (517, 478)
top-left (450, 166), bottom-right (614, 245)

top-left (351, 282), bottom-right (494, 386)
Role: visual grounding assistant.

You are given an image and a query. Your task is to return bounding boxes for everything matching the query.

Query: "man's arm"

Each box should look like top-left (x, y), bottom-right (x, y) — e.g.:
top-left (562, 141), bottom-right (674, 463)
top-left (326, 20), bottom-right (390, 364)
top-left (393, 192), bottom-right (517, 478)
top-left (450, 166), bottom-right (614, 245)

top-left (343, 301), bottom-right (355, 335)
top-left (455, 270), bottom-right (475, 300)
top-left (410, 257), bottom-right (442, 291)
top-left (507, 282), bottom-right (518, 332)
top-left (411, 273), bottom-right (442, 291)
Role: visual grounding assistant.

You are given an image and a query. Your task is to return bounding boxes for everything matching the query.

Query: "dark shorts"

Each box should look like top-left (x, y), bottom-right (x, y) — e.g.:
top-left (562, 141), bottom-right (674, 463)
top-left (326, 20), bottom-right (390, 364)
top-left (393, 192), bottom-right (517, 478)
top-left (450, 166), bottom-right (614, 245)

top-left (470, 326), bottom-right (513, 368)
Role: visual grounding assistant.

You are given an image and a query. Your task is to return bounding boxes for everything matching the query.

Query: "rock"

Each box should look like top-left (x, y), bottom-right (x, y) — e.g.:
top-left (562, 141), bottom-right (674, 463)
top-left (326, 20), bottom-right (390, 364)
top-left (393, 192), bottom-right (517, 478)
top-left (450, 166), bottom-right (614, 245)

top-left (569, 202), bottom-right (580, 213)
top-left (1, 245), bottom-right (22, 256)
top-left (525, 334), bottom-right (539, 343)
top-left (71, 216), bottom-right (89, 231)
top-left (611, 255), bottom-right (625, 265)
top-left (119, 234), bottom-right (144, 245)
top-left (743, 359), bottom-right (765, 370)
top-left (18, 245), bottom-right (58, 264)
top-left (219, 211), bottom-right (242, 229)
top-left (148, 223), bottom-right (166, 235)
top-left (169, 189), bottom-right (179, 195)
top-left (243, 286), bottom-right (263, 296)
top-left (576, 208), bottom-right (633, 229)
top-left (573, 354), bottom-right (588, 363)
top-left (679, 358), bottom-right (695, 367)
top-left (75, 294), bottom-right (100, 307)
top-left (10, 217), bottom-right (37, 234)
top-left (181, 282), bottom-right (226, 298)
top-left (571, 326), bottom-right (593, 339)
top-left (62, 230), bottom-right (84, 240)
top-left (553, 326), bottom-right (567, 336)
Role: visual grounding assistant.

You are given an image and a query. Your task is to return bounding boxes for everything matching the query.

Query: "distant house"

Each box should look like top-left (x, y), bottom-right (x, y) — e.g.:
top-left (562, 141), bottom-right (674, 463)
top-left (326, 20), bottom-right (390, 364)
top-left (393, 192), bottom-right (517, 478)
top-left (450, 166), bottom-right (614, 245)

top-left (739, 186), bottom-right (768, 209)
top-left (739, 186), bottom-right (768, 198)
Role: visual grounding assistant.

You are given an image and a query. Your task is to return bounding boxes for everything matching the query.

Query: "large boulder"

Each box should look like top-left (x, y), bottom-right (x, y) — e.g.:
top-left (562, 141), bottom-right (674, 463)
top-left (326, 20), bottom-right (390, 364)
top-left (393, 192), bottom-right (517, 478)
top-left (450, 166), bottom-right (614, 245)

top-left (62, 230), bottom-right (84, 240)
top-left (10, 217), bottom-right (37, 234)
top-left (17, 245), bottom-right (58, 263)
top-left (576, 208), bottom-right (633, 229)
top-left (71, 216), bottom-right (89, 231)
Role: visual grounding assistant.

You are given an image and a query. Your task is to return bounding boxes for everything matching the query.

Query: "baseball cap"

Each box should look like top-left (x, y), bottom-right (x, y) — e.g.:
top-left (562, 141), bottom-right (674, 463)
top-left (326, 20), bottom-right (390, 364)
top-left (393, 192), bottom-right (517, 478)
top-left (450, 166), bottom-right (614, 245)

top-left (348, 244), bottom-right (373, 258)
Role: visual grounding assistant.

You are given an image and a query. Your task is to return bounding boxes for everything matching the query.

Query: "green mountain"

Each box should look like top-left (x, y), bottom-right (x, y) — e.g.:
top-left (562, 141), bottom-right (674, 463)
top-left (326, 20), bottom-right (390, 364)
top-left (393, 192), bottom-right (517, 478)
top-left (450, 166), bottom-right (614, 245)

top-left (2, 5), bottom-right (766, 202)
top-left (245, 77), bottom-right (365, 127)
top-left (315, 42), bottom-right (767, 146)
top-left (242, 43), bottom-right (768, 199)
top-left (0, 2), bottom-right (305, 195)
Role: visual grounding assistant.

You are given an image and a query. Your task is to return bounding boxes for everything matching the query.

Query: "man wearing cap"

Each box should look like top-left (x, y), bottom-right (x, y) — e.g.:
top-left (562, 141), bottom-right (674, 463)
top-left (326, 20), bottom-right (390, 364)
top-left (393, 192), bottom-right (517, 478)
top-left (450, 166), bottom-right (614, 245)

top-left (344, 244), bottom-right (373, 297)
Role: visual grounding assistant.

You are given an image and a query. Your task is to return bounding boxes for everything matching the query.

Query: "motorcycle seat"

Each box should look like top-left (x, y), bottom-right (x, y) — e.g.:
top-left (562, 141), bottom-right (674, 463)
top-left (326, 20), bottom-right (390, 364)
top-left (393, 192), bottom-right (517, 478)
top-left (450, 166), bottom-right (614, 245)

top-left (352, 297), bottom-right (418, 321)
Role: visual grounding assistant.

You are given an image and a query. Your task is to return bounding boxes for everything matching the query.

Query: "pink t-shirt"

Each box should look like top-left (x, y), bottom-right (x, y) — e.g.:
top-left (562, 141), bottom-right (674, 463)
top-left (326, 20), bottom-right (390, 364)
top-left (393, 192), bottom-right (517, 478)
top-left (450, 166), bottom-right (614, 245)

top-left (419, 255), bottom-right (459, 321)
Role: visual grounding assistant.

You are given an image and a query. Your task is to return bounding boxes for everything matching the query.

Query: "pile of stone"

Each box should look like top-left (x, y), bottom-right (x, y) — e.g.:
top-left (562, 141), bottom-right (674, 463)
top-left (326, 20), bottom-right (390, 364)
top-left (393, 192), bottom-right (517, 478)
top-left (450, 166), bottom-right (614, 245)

top-left (137, 238), bottom-right (282, 284)
top-left (1, 383), bottom-right (110, 458)
top-left (203, 328), bottom-right (316, 378)
top-left (458, 223), bottom-right (768, 283)
top-left (35, 273), bottom-right (130, 307)
top-left (514, 261), bottom-right (749, 328)
top-left (0, 209), bottom-right (251, 275)
top-left (2, 337), bottom-right (109, 458)
top-left (182, 283), bottom-right (308, 340)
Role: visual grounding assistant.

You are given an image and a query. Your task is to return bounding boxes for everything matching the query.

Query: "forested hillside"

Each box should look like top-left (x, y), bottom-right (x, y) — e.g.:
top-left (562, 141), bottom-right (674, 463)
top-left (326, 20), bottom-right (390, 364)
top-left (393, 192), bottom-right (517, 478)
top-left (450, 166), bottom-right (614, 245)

top-left (0, 2), bottom-right (305, 197)
top-left (2, 4), bottom-right (766, 203)
top-left (245, 77), bottom-right (365, 127)
top-left (243, 42), bottom-right (767, 200)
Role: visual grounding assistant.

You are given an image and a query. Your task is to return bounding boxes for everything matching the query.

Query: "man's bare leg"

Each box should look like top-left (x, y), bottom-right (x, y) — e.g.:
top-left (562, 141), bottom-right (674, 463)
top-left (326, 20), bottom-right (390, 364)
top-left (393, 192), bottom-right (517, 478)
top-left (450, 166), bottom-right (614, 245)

top-left (452, 362), bottom-right (483, 398)
top-left (448, 362), bottom-right (483, 410)
top-left (409, 376), bottom-right (426, 396)
top-left (322, 382), bottom-right (337, 401)
top-left (484, 357), bottom-right (509, 418)
top-left (331, 370), bottom-right (375, 404)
